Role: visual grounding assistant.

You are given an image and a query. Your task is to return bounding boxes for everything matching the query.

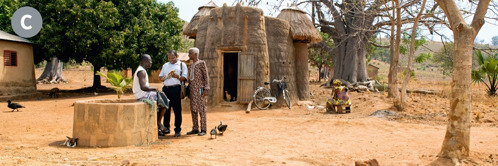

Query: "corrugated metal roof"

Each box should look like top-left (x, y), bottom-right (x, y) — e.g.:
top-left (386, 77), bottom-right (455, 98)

top-left (0, 30), bottom-right (32, 44)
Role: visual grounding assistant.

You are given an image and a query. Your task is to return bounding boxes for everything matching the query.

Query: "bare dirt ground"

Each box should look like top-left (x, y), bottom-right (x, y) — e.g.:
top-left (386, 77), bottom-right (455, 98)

top-left (0, 66), bottom-right (497, 165)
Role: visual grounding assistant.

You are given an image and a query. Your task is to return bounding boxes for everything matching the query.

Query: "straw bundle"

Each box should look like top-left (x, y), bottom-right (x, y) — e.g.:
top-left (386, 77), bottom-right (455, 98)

top-left (182, 1), bottom-right (218, 38)
top-left (277, 6), bottom-right (322, 44)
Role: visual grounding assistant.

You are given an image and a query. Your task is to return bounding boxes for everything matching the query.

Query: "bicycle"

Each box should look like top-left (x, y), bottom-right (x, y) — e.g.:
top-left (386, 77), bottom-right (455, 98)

top-left (253, 77), bottom-right (291, 110)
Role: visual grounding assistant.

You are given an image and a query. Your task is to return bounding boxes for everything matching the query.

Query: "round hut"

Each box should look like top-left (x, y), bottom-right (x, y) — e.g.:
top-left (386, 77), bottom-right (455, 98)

top-left (277, 5), bottom-right (322, 100)
top-left (188, 3), bottom-right (271, 105)
top-left (264, 16), bottom-right (299, 106)
top-left (183, 3), bottom-right (321, 106)
top-left (182, 1), bottom-right (218, 39)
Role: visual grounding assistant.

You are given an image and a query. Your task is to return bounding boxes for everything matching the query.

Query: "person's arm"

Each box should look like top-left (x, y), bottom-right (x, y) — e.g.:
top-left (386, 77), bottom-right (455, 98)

top-left (159, 64), bottom-right (166, 81)
top-left (138, 70), bottom-right (157, 91)
top-left (200, 61), bottom-right (210, 96)
top-left (179, 62), bottom-right (187, 82)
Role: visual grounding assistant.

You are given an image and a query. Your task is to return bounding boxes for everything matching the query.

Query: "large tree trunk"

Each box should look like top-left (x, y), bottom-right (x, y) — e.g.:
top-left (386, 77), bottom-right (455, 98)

top-left (435, 0), bottom-right (490, 162)
top-left (332, 36), bottom-right (369, 83)
top-left (36, 57), bottom-right (67, 84)
top-left (439, 25), bottom-right (474, 162)
top-left (93, 65), bottom-right (102, 89)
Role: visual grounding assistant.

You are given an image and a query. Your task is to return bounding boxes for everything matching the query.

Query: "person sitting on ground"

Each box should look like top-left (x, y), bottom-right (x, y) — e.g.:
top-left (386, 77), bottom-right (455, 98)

top-left (133, 54), bottom-right (168, 136)
top-left (326, 79), bottom-right (351, 113)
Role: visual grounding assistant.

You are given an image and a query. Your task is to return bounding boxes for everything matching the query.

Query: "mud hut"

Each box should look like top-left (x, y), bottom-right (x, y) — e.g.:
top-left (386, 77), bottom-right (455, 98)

top-left (183, 3), bottom-right (321, 105)
top-left (277, 5), bottom-right (321, 100)
top-left (182, 1), bottom-right (218, 39)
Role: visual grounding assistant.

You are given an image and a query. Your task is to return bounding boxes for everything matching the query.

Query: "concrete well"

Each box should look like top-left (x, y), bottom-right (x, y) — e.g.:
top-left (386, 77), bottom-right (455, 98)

top-left (73, 99), bottom-right (157, 147)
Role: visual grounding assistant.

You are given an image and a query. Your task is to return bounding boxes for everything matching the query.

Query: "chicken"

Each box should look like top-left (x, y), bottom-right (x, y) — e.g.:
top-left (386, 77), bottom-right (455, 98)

top-left (7, 100), bottom-right (24, 112)
top-left (224, 91), bottom-right (231, 102)
top-left (306, 104), bottom-right (315, 115)
top-left (210, 126), bottom-right (218, 139)
top-left (217, 121), bottom-right (228, 135)
top-left (49, 87), bottom-right (60, 98)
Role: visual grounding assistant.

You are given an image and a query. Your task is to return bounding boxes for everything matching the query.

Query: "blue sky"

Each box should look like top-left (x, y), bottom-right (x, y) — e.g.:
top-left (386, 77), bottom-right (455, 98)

top-left (159, 0), bottom-right (498, 44)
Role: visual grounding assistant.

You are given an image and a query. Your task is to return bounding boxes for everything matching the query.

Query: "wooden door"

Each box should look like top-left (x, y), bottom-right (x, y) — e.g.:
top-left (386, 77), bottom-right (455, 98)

top-left (237, 53), bottom-right (255, 103)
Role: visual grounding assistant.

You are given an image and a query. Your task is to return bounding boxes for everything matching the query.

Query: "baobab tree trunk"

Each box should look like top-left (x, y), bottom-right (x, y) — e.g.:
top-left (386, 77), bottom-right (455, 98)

top-left (434, 0), bottom-right (490, 162)
top-left (332, 36), bottom-right (369, 84)
top-left (36, 57), bottom-right (67, 84)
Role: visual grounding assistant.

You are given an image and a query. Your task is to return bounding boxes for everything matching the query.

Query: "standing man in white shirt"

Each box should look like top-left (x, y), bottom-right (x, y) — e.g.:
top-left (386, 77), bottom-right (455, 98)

top-left (159, 50), bottom-right (188, 137)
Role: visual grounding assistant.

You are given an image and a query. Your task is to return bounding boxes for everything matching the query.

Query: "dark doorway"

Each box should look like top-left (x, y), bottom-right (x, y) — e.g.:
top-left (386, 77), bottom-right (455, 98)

top-left (224, 53), bottom-right (238, 102)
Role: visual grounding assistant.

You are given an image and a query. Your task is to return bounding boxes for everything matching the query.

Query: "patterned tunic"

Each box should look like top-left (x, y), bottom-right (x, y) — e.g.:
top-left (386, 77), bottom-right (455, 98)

top-left (188, 60), bottom-right (210, 131)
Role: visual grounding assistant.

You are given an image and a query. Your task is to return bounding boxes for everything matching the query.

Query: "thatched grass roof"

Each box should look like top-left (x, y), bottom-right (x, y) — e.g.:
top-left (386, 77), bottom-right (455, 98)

top-left (182, 1), bottom-right (218, 38)
top-left (277, 5), bottom-right (321, 44)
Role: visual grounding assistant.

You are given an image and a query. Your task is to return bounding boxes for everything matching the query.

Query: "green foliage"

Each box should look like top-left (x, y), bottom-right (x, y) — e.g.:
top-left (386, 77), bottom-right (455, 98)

top-left (19, 0), bottom-right (184, 87)
top-left (309, 31), bottom-right (334, 75)
top-left (0, 0), bottom-right (25, 33)
top-left (399, 69), bottom-right (416, 81)
top-left (432, 43), bottom-right (454, 76)
top-left (367, 34), bottom-right (390, 63)
top-left (415, 53), bottom-right (432, 63)
top-left (97, 71), bottom-right (133, 99)
top-left (471, 50), bottom-right (498, 96)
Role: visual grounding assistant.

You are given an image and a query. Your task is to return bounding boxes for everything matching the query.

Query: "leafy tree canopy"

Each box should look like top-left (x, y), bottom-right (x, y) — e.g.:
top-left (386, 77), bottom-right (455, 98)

top-left (6, 0), bottom-right (185, 72)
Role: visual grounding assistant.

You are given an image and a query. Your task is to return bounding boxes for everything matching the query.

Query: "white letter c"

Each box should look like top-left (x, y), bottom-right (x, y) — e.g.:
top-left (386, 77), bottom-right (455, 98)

top-left (21, 15), bottom-right (32, 30)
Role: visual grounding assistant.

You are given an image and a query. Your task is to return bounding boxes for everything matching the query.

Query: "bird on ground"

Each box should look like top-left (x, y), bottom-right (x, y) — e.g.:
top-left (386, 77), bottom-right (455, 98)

top-left (62, 136), bottom-right (78, 148)
top-left (224, 91), bottom-right (232, 102)
top-left (306, 104), bottom-right (315, 115)
top-left (210, 126), bottom-right (218, 139)
top-left (217, 121), bottom-right (228, 135)
top-left (7, 100), bottom-right (24, 112)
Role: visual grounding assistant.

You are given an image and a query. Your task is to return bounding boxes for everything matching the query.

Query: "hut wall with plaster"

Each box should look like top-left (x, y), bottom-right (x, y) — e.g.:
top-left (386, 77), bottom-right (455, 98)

top-left (184, 3), bottom-right (321, 105)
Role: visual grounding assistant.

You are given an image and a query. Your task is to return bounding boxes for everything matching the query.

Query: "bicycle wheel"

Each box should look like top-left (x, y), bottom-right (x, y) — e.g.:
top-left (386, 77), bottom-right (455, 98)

top-left (253, 88), bottom-right (271, 110)
top-left (283, 89), bottom-right (291, 109)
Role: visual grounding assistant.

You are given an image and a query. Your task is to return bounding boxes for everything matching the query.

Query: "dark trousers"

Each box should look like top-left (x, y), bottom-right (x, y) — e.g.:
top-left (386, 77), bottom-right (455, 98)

top-left (162, 85), bottom-right (182, 133)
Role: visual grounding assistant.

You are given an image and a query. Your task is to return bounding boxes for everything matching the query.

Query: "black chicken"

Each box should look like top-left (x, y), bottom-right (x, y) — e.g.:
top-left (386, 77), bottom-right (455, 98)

top-left (217, 121), bottom-right (228, 135)
top-left (7, 100), bottom-right (24, 112)
top-left (210, 126), bottom-right (217, 139)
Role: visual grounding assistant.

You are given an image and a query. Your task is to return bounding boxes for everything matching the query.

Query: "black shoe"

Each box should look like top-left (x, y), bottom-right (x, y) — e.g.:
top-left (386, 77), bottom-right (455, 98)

top-left (198, 130), bottom-right (206, 136)
top-left (174, 132), bottom-right (181, 137)
top-left (186, 130), bottom-right (199, 135)
top-left (163, 128), bottom-right (170, 134)
top-left (158, 129), bottom-right (165, 136)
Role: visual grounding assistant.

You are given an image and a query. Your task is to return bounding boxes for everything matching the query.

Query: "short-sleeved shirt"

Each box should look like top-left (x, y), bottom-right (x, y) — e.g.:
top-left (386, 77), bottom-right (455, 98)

top-left (159, 61), bottom-right (188, 86)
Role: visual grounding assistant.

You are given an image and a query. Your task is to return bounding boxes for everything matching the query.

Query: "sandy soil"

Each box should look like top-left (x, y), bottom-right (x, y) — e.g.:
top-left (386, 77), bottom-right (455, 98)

top-left (0, 67), bottom-right (497, 165)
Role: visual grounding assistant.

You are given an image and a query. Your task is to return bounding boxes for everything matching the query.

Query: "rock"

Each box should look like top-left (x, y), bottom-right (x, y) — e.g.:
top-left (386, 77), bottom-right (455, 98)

top-left (355, 159), bottom-right (379, 166)
top-left (356, 85), bottom-right (369, 92)
top-left (122, 159), bottom-right (130, 165)
top-left (88, 157), bottom-right (100, 161)
top-left (370, 110), bottom-right (399, 119)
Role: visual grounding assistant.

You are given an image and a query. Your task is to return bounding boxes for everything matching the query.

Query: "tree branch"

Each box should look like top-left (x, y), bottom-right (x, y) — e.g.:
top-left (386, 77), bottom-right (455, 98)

top-left (319, 0), bottom-right (346, 34)
top-left (369, 41), bottom-right (390, 48)
top-left (470, 0), bottom-right (491, 33)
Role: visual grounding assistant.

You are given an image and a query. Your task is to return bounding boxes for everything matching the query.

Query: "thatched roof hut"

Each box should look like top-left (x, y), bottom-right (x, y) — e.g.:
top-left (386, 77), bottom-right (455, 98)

top-left (277, 5), bottom-right (321, 44)
top-left (276, 5), bottom-right (321, 100)
top-left (183, 3), bottom-right (321, 105)
top-left (182, 1), bottom-right (218, 38)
